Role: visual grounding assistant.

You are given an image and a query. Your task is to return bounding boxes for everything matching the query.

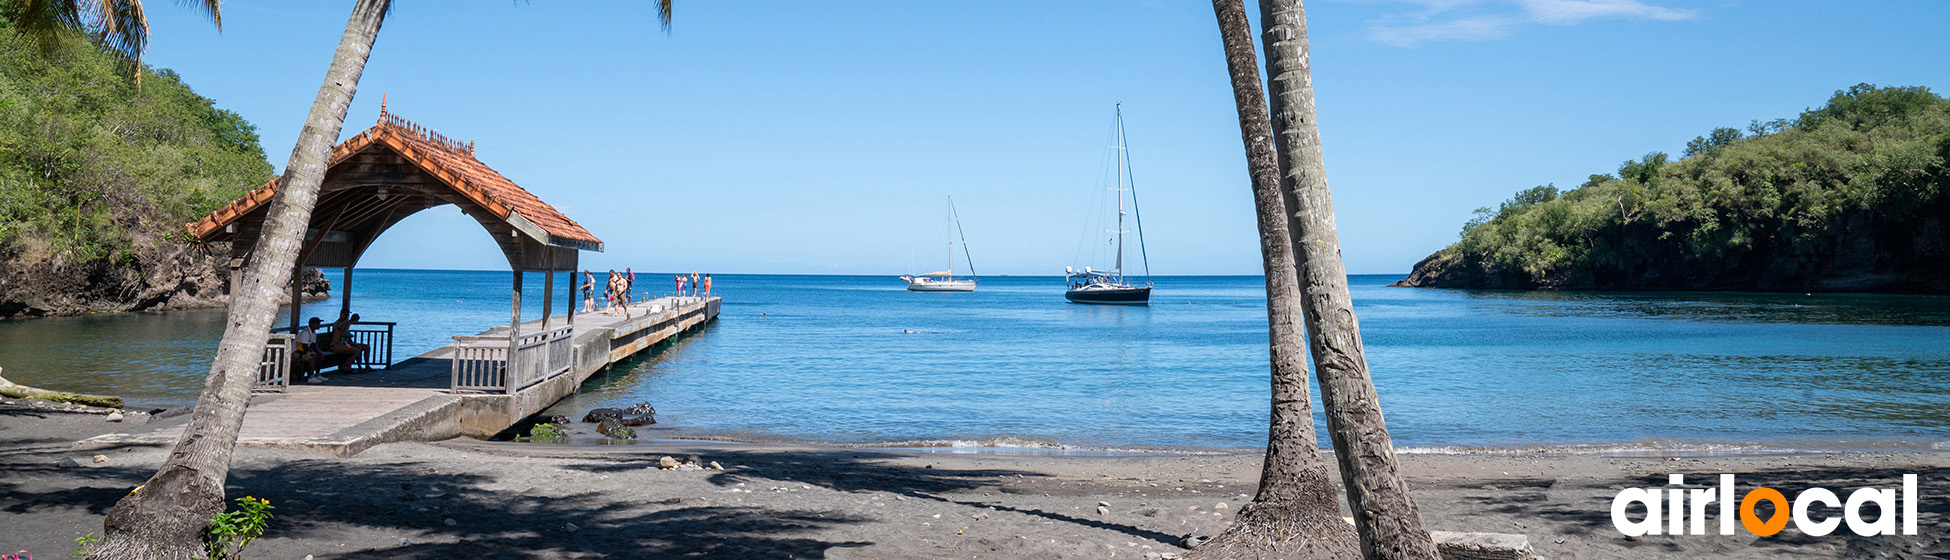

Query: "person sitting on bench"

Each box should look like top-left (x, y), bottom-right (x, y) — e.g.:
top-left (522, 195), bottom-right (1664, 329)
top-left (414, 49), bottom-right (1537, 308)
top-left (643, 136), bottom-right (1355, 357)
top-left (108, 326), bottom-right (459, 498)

top-left (328, 313), bottom-right (370, 372)
top-left (296, 317), bottom-right (326, 382)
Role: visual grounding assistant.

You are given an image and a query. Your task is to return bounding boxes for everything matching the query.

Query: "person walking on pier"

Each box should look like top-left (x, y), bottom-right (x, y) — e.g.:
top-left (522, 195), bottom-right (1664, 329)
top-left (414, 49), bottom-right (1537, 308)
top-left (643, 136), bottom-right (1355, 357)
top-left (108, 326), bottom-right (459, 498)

top-left (703, 274), bottom-right (712, 296)
top-left (624, 267), bottom-right (637, 307)
top-left (675, 274), bottom-right (686, 299)
top-left (581, 270), bottom-right (596, 314)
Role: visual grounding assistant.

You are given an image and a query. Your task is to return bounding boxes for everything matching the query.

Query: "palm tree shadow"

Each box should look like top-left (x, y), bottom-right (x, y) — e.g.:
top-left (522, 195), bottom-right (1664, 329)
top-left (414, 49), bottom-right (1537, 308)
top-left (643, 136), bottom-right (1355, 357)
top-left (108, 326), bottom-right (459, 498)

top-left (221, 458), bottom-right (874, 559)
top-left (560, 447), bottom-right (1183, 543)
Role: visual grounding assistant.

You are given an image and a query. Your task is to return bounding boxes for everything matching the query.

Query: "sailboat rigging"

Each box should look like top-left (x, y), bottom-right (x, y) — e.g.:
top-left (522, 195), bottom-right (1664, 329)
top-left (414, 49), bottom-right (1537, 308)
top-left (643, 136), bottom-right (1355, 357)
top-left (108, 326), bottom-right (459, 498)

top-left (1066, 104), bottom-right (1153, 305)
top-left (901, 197), bottom-right (978, 292)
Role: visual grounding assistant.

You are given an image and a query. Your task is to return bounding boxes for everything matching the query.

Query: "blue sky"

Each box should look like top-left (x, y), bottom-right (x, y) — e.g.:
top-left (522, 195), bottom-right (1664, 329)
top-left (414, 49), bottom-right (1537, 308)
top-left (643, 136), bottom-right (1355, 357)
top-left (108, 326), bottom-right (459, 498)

top-left (139, 0), bottom-right (1950, 275)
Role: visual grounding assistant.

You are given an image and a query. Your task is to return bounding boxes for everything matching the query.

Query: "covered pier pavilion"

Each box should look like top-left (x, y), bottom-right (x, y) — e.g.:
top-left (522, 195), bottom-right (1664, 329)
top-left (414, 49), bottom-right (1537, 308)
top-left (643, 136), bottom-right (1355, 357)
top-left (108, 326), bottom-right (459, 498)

top-left (83, 105), bottom-right (720, 456)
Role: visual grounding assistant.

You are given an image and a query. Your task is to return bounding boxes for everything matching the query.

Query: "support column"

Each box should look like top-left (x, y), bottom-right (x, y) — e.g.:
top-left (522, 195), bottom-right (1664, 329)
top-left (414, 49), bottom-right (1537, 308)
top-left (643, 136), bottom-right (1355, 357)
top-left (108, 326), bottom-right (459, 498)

top-left (340, 266), bottom-right (354, 319)
top-left (508, 263), bottom-right (522, 394)
top-left (542, 250), bottom-right (555, 331)
top-left (566, 269), bottom-right (576, 331)
top-left (289, 261), bottom-right (302, 333)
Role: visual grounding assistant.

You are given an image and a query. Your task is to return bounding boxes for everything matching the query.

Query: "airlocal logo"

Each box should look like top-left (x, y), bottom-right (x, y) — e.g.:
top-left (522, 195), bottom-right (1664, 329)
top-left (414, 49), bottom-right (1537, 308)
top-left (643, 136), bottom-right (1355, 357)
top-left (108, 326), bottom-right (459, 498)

top-left (1612, 474), bottom-right (1917, 537)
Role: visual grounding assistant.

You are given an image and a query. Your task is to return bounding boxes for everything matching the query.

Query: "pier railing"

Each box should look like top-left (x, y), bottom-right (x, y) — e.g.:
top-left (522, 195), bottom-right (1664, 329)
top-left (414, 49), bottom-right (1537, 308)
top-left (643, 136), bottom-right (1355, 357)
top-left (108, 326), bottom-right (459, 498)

top-left (254, 333), bottom-right (295, 392)
top-left (450, 325), bottom-right (574, 393)
top-left (266, 320), bottom-right (396, 374)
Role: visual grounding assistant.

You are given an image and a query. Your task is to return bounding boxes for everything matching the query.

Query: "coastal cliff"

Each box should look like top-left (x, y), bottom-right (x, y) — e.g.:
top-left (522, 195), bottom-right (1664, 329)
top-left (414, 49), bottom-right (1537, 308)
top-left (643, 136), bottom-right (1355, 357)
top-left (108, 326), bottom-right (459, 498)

top-left (0, 16), bottom-right (308, 318)
top-left (1397, 84), bottom-right (1950, 293)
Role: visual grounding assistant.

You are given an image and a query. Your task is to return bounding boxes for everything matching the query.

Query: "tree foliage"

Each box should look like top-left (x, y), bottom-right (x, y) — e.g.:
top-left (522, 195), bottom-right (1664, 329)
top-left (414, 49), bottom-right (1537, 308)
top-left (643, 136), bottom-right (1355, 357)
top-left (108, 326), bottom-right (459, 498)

top-left (0, 13), bottom-right (271, 265)
top-left (1423, 84), bottom-right (1950, 289)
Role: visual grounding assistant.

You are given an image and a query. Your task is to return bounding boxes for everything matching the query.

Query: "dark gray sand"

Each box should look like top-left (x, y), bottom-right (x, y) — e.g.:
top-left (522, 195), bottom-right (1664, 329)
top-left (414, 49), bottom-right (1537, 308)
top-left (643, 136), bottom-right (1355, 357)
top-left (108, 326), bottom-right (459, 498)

top-left (5, 405), bottom-right (1947, 559)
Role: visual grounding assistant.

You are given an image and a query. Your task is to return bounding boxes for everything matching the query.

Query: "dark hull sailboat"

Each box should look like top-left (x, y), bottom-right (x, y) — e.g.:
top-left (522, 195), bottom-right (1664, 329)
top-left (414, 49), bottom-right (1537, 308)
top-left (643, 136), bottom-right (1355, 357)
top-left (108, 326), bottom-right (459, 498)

top-left (1064, 285), bottom-right (1151, 305)
top-left (1065, 104), bottom-right (1154, 306)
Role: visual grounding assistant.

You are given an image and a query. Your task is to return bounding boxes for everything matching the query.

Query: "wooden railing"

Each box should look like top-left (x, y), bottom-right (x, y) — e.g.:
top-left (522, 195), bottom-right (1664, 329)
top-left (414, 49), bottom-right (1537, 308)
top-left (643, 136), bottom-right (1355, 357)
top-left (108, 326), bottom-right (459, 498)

top-left (268, 321), bottom-right (396, 373)
top-left (450, 325), bottom-right (574, 394)
top-left (254, 334), bottom-right (295, 392)
top-left (449, 335), bottom-right (508, 392)
top-left (344, 322), bottom-right (395, 370)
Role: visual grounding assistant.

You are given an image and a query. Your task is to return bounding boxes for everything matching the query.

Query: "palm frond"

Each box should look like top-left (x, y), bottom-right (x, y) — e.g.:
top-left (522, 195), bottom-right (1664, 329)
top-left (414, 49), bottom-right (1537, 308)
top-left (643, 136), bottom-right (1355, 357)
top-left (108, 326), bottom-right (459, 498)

top-left (175, 0), bottom-right (220, 31)
top-left (656, 0), bottom-right (671, 33)
top-left (10, 0), bottom-right (85, 53)
top-left (85, 0), bottom-right (150, 64)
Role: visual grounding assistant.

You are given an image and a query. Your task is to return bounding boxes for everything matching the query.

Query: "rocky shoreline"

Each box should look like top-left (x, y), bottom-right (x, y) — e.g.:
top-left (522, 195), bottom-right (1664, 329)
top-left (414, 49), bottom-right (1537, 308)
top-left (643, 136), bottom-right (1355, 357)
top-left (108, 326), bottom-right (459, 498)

top-left (0, 239), bottom-right (330, 319)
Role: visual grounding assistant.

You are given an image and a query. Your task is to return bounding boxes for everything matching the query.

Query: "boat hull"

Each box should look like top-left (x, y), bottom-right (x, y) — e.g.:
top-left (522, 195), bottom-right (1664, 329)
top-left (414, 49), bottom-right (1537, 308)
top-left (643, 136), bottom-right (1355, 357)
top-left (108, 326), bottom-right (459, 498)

top-left (1065, 286), bottom-right (1150, 305)
top-left (908, 281), bottom-right (976, 292)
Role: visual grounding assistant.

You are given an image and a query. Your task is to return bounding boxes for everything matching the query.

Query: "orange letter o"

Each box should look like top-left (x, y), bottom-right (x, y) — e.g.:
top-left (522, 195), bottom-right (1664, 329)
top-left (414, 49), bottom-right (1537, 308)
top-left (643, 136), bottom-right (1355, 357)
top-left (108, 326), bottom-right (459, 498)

top-left (1741, 488), bottom-right (1789, 536)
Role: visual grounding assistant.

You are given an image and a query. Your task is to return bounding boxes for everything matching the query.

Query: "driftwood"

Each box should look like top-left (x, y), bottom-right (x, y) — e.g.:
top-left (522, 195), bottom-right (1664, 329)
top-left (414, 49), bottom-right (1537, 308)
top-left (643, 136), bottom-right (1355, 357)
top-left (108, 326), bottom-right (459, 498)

top-left (0, 367), bottom-right (125, 409)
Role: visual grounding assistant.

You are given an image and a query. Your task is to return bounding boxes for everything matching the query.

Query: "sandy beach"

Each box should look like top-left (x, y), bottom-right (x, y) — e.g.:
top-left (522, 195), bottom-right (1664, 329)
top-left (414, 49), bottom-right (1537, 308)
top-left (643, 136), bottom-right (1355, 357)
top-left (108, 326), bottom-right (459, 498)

top-left (2, 403), bottom-right (1946, 559)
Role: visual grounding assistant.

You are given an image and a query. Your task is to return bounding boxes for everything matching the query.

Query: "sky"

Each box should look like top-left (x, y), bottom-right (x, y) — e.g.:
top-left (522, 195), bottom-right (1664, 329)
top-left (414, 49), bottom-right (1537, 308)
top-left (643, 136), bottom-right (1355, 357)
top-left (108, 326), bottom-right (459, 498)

top-left (138, 0), bottom-right (1950, 276)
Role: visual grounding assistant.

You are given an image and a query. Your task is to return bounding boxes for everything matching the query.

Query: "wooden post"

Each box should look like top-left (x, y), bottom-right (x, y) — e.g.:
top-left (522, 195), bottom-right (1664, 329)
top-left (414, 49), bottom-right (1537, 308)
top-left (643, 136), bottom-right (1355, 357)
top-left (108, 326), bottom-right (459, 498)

top-left (566, 268), bottom-right (576, 331)
top-left (340, 266), bottom-right (354, 318)
top-left (542, 250), bottom-right (554, 331)
top-left (289, 261), bottom-right (302, 333)
top-left (508, 239), bottom-right (523, 394)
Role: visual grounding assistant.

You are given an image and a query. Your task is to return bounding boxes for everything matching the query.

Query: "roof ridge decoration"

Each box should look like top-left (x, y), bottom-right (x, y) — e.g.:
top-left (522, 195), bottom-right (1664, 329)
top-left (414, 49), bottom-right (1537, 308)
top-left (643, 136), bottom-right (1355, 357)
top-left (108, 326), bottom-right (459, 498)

top-left (185, 102), bottom-right (602, 252)
top-left (378, 96), bottom-right (474, 156)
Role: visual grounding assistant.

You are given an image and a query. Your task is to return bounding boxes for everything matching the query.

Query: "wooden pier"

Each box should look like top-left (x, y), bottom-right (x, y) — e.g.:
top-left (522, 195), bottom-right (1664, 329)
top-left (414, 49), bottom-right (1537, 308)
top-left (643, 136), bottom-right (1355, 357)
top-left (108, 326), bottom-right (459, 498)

top-left (84, 296), bottom-right (720, 456)
top-left (83, 106), bottom-right (726, 456)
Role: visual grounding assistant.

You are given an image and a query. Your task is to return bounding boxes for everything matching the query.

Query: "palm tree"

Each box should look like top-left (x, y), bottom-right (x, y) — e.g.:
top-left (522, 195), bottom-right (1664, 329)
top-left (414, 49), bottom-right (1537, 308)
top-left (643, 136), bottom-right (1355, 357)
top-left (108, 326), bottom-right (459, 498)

top-left (7, 0), bottom-right (222, 87)
top-left (85, 2), bottom-right (672, 557)
top-left (1255, 0), bottom-right (1440, 558)
top-left (1188, 0), bottom-right (1359, 557)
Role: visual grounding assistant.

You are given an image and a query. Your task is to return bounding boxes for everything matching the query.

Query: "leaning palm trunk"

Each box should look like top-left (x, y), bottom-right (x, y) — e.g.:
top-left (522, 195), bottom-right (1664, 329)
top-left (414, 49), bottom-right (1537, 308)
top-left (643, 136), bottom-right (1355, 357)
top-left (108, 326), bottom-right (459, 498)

top-left (1256, 1), bottom-right (1440, 558)
top-left (1188, 0), bottom-right (1358, 558)
top-left (90, 1), bottom-right (392, 558)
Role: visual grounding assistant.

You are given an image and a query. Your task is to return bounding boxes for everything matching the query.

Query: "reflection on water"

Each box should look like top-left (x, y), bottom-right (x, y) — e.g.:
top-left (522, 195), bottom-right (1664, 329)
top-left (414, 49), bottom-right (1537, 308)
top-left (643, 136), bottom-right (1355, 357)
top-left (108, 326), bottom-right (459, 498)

top-left (3, 272), bottom-right (1949, 452)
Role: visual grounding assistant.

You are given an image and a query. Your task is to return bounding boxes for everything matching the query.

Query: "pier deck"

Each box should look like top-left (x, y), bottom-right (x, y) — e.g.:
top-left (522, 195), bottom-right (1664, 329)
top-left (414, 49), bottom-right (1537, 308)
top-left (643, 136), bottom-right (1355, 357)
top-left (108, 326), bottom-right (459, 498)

top-left (83, 295), bottom-right (720, 456)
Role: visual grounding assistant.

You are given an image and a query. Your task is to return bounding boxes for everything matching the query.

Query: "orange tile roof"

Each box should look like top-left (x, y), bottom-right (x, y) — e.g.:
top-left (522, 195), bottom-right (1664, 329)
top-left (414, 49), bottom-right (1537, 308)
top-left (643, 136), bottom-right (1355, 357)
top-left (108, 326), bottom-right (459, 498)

top-left (188, 107), bottom-right (601, 250)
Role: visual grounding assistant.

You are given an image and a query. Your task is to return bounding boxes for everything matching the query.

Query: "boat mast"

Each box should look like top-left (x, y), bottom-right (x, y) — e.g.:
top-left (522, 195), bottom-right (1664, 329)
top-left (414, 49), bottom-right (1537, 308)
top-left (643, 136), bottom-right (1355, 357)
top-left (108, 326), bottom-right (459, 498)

top-left (945, 197), bottom-right (955, 279)
top-left (1114, 104), bottom-right (1126, 285)
top-left (951, 197), bottom-right (977, 280)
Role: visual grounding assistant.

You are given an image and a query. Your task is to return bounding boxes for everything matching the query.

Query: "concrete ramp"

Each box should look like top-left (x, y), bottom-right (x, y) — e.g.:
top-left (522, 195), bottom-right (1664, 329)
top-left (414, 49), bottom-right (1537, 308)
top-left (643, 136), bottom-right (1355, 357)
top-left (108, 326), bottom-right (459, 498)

top-left (82, 386), bottom-right (458, 457)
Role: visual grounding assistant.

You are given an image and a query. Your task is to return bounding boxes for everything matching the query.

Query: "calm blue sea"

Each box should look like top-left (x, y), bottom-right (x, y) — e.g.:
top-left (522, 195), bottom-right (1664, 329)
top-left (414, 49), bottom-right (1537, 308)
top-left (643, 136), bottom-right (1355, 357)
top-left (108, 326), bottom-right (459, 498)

top-left (4, 271), bottom-right (1950, 452)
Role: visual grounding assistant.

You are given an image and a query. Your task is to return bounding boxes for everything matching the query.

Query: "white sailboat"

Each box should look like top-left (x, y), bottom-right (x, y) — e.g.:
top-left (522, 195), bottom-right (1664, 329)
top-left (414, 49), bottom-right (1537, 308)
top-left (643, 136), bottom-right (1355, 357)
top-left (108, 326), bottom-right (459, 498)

top-left (901, 197), bottom-right (978, 292)
top-left (1066, 104), bottom-right (1153, 305)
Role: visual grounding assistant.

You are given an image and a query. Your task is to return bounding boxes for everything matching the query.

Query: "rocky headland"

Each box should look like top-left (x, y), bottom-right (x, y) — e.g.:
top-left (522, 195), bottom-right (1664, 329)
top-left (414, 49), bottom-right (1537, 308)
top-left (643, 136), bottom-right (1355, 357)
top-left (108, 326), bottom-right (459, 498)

top-left (1397, 84), bottom-right (1950, 294)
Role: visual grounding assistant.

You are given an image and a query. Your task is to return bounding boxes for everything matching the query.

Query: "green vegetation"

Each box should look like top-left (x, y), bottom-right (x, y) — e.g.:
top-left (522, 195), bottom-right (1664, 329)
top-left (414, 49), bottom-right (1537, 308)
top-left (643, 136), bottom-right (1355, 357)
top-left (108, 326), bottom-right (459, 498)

top-left (0, 11), bottom-right (270, 265)
top-left (519, 422), bottom-right (567, 442)
top-left (206, 495), bottom-right (274, 560)
top-left (73, 532), bottom-right (98, 558)
top-left (1405, 84), bottom-right (1950, 292)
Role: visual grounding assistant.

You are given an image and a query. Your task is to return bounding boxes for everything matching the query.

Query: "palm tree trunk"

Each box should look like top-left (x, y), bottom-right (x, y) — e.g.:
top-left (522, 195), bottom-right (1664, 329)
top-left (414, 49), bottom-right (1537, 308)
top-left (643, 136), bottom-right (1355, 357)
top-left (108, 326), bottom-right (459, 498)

top-left (1255, 1), bottom-right (1441, 558)
top-left (1188, 0), bottom-right (1358, 558)
top-left (90, 1), bottom-right (392, 557)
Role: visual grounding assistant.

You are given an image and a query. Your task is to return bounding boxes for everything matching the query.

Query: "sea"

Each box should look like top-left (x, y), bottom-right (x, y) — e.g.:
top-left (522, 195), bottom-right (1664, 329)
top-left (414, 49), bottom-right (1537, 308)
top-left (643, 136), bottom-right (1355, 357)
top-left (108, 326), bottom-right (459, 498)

top-left (3, 271), bottom-right (1949, 454)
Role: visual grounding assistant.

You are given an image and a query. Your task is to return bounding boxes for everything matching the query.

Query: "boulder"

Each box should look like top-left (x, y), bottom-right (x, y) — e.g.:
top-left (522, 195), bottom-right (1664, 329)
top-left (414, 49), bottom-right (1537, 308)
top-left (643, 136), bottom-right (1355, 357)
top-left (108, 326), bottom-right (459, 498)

top-left (596, 419), bottom-right (636, 439)
top-left (582, 408), bottom-right (623, 423)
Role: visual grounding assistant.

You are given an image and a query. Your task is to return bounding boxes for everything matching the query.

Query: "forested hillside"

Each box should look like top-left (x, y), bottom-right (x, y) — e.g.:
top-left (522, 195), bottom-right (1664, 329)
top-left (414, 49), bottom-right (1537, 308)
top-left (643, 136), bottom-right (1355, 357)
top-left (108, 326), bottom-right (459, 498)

top-left (1397, 84), bottom-right (1950, 293)
top-left (0, 14), bottom-right (318, 317)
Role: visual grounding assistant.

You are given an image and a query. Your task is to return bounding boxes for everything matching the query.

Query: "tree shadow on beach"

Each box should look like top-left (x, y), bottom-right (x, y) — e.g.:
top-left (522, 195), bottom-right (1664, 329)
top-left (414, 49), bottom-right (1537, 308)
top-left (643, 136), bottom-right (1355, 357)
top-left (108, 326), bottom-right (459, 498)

top-left (558, 447), bottom-right (1185, 544)
top-left (220, 458), bottom-right (875, 559)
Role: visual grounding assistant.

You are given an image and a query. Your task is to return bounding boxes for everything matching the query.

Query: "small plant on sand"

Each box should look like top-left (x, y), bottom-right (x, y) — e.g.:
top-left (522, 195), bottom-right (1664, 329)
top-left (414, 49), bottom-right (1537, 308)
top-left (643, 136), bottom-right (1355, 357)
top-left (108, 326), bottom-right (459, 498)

top-left (206, 496), bottom-right (274, 559)
top-left (532, 423), bottom-right (566, 439)
top-left (516, 422), bottom-right (566, 442)
top-left (73, 532), bottom-right (99, 557)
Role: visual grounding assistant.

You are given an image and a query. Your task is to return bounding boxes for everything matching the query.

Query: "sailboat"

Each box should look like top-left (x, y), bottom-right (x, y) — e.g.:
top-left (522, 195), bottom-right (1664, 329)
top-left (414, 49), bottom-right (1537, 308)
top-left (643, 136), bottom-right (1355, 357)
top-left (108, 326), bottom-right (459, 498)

top-left (900, 197), bottom-right (978, 292)
top-left (1066, 104), bottom-right (1153, 305)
